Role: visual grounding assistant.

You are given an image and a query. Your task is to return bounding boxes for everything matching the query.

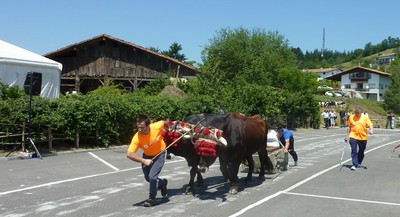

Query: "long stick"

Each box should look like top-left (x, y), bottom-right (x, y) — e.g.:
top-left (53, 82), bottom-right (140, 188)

top-left (151, 118), bottom-right (205, 161)
top-left (339, 140), bottom-right (347, 165)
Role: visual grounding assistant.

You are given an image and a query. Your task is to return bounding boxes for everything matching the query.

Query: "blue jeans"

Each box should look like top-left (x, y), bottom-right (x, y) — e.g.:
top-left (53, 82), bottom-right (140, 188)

top-left (288, 136), bottom-right (298, 162)
top-left (142, 151), bottom-right (166, 199)
top-left (324, 118), bottom-right (329, 128)
top-left (349, 138), bottom-right (367, 167)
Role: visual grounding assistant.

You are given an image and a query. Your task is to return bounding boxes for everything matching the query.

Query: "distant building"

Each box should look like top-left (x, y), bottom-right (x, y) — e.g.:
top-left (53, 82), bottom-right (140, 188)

top-left (45, 34), bottom-right (197, 94)
top-left (303, 68), bottom-right (342, 80)
top-left (370, 53), bottom-right (397, 68)
top-left (326, 66), bottom-right (391, 101)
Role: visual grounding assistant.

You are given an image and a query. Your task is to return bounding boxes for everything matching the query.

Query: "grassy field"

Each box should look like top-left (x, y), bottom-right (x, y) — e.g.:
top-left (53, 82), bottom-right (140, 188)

top-left (339, 48), bottom-right (398, 70)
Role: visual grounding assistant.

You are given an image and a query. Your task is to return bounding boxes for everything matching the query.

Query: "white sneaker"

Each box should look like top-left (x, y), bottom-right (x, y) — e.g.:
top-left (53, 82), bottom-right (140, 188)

top-left (350, 166), bottom-right (356, 171)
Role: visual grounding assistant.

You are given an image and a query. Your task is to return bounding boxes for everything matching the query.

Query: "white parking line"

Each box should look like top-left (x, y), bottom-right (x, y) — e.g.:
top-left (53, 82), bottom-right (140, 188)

top-left (229, 139), bottom-right (400, 217)
top-left (0, 158), bottom-right (186, 196)
top-left (88, 152), bottom-right (120, 171)
top-left (284, 191), bottom-right (400, 206)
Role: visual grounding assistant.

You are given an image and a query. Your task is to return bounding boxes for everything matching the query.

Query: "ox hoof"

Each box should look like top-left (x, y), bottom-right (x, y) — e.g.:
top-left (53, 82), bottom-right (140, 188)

top-left (229, 186), bottom-right (238, 195)
top-left (185, 187), bottom-right (194, 195)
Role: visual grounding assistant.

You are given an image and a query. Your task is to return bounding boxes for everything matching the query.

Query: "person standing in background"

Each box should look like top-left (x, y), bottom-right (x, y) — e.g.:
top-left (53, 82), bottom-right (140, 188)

top-left (321, 110), bottom-right (330, 129)
top-left (339, 108), bottom-right (346, 128)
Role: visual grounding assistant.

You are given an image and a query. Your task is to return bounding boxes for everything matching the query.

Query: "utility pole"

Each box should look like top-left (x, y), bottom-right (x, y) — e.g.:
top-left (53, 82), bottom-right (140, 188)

top-left (321, 27), bottom-right (325, 58)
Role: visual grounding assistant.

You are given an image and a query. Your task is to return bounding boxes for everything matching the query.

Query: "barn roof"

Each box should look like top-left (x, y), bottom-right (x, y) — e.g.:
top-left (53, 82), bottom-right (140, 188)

top-left (44, 34), bottom-right (197, 72)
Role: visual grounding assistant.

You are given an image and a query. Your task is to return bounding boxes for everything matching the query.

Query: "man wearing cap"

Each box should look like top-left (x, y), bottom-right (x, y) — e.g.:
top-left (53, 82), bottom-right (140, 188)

top-left (345, 107), bottom-right (374, 171)
top-left (127, 114), bottom-right (168, 207)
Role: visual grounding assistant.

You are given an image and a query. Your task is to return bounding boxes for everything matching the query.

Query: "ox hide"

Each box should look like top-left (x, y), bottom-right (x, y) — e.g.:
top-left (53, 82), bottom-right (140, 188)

top-left (183, 113), bottom-right (225, 129)
top-left (219, 112), bottom-right (269, 194)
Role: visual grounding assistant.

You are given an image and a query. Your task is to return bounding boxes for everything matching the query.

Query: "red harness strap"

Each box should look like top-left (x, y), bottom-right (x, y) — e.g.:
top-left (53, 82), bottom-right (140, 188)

top-left (194, 138), bottom-right (217, 157)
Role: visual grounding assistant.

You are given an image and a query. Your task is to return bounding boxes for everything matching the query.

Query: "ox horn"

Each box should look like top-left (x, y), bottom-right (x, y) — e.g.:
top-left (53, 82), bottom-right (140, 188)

top-left (151, 118), bottom-right (205, 161)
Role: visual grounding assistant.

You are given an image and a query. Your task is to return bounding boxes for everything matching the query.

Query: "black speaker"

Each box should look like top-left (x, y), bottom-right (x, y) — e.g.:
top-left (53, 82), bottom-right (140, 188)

top-left (24, 72), bottom-right (42, 96)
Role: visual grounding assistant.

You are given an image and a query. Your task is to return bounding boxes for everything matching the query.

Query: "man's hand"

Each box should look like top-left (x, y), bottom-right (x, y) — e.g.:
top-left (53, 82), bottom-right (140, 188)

top-left (368, 126), bottom-right (374, 135)
top-left (142, 159), bottom-right (153, 166)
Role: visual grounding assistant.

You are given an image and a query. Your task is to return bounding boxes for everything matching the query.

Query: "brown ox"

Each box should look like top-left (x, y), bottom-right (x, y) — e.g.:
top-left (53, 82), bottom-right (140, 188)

top-left (219, 112), bottom-right (268, 194)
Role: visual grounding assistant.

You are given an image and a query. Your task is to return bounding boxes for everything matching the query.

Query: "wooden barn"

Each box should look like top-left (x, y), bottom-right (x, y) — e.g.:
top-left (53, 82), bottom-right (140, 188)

top-left (45, 34), bottom-right (197, 94)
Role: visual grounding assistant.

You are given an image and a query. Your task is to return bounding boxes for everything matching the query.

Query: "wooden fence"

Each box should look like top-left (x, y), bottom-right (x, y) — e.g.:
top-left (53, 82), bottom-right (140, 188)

top-left (1, 122), bottom-right (118, 152)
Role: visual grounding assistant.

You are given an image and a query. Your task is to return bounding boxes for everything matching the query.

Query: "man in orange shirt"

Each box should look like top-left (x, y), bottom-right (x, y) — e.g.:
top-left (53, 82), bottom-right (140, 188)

top-left (127, 115), bottom-right (168, 207)
top-left (345, 107), bottom-right (374, 171)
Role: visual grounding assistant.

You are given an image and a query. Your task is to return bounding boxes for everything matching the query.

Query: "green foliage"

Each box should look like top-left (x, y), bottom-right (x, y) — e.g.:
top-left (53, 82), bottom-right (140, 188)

top-left (384, 58), bottom-right (400, 113)
top-left (0, 82), bottom-right (27, 100)
top-left (161, 42), bottom-right (187, 62)
top-left (195, 27), bottom-right (318, 127)
top-left (296, 36), bottom-right (400, 69)
top-left (140, 76), bottom-right (172, 95)
top-left (280, 91), bottom-right (320, 128)
top-left (0, 82), bottom-right (219, 149)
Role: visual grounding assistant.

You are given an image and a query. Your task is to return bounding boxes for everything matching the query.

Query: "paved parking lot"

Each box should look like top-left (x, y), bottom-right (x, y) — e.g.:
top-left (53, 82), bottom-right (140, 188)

top-left (1, 128), bottom-right (400, 216)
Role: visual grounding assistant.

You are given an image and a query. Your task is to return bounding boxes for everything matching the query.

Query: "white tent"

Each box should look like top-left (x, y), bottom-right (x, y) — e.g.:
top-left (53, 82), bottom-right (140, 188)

top-left (0, 40), bottom-right (62, 98)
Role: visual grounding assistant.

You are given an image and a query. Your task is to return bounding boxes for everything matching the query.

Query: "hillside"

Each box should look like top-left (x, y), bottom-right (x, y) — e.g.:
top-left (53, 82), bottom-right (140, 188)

top-left (338, 47), bottom-right (399, 70)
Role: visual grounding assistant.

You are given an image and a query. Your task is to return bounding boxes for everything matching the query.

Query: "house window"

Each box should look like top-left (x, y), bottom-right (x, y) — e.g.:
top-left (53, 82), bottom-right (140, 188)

top-left (357, 83), bottom-right (363, 90)
top-left (345, 84), bottom-right (351, 89)
top-left (349, 72), bottom-right (370, 79)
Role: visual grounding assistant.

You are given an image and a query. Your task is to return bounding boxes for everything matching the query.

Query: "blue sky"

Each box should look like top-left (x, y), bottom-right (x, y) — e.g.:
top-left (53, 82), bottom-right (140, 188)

top-left (1, 0), bottom-right (399, 63)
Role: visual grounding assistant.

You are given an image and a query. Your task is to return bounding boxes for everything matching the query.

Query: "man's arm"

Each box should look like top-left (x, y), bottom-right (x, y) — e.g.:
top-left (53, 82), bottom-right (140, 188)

top-left (127, 151), bottom-right (153, 166)
top-left (284, 139), bottom-right (290, 152)
top-left (345, 127), bottom-right (350, 141)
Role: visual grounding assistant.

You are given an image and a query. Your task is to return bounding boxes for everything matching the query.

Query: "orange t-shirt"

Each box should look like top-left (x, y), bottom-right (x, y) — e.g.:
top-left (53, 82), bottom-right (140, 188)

top-left (347, 114), bottom-right (373, 140)
top-left (128, 121), bottom-right (166, 156)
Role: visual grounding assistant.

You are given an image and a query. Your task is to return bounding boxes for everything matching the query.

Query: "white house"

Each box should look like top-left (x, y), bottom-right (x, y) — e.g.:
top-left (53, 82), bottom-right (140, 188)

top-left (326, 66), bottom-right (391, 101)
top-left (303, 68), bottom-right (342, 80)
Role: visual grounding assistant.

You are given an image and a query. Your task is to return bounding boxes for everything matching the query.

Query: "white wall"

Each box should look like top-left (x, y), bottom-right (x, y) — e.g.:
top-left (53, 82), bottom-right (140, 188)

top-left (340, 72), bottom-right (391, 101)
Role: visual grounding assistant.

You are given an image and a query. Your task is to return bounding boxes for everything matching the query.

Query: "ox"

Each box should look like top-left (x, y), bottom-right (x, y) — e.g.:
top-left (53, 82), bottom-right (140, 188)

top-left (219, 112), bottom-right (269, 194)
top-left (165, 114), bottom-right (225, 194)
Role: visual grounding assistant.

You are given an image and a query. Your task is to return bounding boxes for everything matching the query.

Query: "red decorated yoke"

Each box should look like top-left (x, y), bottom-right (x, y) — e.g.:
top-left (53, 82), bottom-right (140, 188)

top-left (161, 120), bottom-right (226, 157)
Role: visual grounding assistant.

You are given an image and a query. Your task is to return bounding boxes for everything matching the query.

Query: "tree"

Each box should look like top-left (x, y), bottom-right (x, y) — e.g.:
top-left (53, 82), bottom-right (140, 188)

top-left (191, 27), bottom-right (318, 127)
top-left (200, 27), bottom-right (313, 93)
top-left (384, 58), bottom-right (400, 113)
top-left (161, 42), bottom-right (187, 62)
top-left (148, 46), bottom-right (161, 53)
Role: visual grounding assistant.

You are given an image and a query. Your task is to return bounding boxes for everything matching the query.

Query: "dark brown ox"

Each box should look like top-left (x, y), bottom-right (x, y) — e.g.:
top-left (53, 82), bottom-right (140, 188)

top-left (219, 112), bottom-right (268, 194)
